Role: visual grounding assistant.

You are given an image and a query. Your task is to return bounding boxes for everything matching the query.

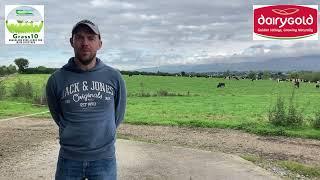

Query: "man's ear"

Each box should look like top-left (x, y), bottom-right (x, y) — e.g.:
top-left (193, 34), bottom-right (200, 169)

top-left (98, 40), bottom-right (102, 50)
top-left (70, 37), bottom-right (74, 48)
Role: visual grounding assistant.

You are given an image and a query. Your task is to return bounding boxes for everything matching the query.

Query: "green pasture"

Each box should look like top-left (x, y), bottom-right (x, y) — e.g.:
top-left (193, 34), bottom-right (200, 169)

top-left (6, 21), bottom-right (44, 33)
top-left (0, 74), bottom-right (320, 139)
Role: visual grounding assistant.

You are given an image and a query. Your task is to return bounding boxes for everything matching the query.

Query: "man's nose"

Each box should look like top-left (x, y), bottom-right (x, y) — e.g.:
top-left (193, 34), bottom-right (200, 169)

top-left (81, 38), bottom-right (89, 46)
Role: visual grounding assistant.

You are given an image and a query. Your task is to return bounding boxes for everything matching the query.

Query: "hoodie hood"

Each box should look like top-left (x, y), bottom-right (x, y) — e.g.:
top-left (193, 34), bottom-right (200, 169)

top-left (62, 57), bottom-right (105, 73)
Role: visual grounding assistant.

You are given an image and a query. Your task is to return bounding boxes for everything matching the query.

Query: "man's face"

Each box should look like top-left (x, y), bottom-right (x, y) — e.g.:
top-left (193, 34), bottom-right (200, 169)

top-left (71, 26), bottom-right (102, 65)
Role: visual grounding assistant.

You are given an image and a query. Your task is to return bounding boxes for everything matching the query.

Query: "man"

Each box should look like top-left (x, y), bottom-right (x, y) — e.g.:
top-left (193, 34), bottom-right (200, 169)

top-left (46, 19), bottom-right (126, 180)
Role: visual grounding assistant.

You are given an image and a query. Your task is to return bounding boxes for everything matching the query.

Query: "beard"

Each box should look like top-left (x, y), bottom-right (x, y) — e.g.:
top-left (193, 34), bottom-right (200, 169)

top-left (75, 51), bottom-right (96, 66)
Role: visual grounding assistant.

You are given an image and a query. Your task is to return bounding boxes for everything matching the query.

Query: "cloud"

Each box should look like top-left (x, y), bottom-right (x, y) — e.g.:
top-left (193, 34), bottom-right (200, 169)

top-left (0, 0), bottom-right (319, 70)
top-left (90, 0), bottom-right (136, 9)
top-left (120, 13), bottom-right (160, 22)
top-left (236, 41), bottom-right (320, 60)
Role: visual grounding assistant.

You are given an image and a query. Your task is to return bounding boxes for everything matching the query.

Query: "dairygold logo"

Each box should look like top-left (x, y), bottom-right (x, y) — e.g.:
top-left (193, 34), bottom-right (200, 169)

top-left (253, 5), bottom-right (318, 40)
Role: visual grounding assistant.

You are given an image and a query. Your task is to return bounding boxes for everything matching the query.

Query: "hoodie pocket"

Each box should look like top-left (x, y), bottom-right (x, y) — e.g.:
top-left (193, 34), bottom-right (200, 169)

top-left (59, 119), bottom-right (116, 151)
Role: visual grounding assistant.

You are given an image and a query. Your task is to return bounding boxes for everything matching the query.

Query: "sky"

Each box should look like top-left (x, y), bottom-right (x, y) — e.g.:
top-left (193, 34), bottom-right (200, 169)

top-left (0, 0), bottom-right (320, 70)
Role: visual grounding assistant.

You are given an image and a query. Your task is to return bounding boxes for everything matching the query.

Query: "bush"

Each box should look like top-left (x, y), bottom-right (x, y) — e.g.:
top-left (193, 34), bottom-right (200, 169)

top-left (269, 97), bottom-right (286, 126)
top-left (157, 89), bottom-right (169, 96)
top-left (33, 83), bottom-right (47, 105)
top-left (137, 92), bottom-right (151, 97)
top-left (0, 80), bottom-right (6, 100)
top-left (132, 89), bottom-right (194, 97)
top-left (11, 80), bottom-right (34, 98)
top-left (25, 81), bottom-right (33, 98)
top-left (286, 91), bottom-right (303, 126)
top-left (268, 90), bottom-right (304, 127)
top-left (313, 111), bottom-right (320, 129)
top-left (11, 80), bottom-right (26, 97)
top-left (286, 103), bottom-right (303, 126)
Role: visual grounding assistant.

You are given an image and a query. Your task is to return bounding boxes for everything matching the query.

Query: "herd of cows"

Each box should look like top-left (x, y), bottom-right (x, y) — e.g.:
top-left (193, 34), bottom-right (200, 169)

top-left (125, 74), bottom-right (320, 89)
top-left (217, 77), bottom-right (320, 89)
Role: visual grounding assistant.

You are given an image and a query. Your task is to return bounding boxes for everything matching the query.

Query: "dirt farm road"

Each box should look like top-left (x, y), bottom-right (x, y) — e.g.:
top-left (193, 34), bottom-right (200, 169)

top-left (1, 118), bottom-right (318, 179)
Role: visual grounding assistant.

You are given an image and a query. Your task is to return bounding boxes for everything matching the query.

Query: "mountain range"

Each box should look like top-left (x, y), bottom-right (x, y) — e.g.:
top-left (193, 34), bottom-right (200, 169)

top-left (137, 55), bottom-right (320, 73)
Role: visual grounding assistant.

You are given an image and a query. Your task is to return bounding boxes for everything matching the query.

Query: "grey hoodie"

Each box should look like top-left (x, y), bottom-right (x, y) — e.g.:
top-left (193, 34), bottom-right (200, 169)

top-left (46, 57), bottom-right (126, 161)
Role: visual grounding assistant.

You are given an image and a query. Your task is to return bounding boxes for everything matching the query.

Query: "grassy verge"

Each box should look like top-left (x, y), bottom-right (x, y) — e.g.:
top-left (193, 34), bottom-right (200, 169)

top-left (278, 161), bottom-right (320, 178)
top-left (241, 155), bottom-right (320, 179)
top-left (240, 155), bottom-right (263, 164)
top-left (0, 100), bottom-right (50, 119)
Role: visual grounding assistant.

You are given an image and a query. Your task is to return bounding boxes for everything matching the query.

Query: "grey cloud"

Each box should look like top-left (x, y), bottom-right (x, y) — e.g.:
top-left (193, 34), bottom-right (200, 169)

top-left (1, 0), bottom-right (319, 69)
top-left (90, 0), bottom-right (136, 9)
top-left (253, 0), bottom-right (318, 5)
top-left (99, 48), bottom-right (183, 69)
top-left (250, 45), bottom-right (266, 48)
top-left (269, 45), bottom-right (283, 50)
top-left (237, 41), bottom-right (320, 60)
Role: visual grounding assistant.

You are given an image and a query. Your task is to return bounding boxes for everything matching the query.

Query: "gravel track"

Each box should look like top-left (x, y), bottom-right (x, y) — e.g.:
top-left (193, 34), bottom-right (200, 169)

top-left (0, 118), bottom-right (319, 179)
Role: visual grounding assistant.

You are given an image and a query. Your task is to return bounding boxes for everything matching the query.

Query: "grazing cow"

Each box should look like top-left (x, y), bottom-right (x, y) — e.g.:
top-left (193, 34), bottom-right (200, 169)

top-left (251, 79), bottom-right (255, 81)
top-left (294, 81), bottom-right (300, 88)
top-left (277, 78), bottom-right (286, 83)
top-left (234, 76), bottom-right (239, 80)
top-left (316, 84), bottom-right (319, 88)
top-left (128, 74), bottom-right (133, 77)
top-left (217, 82), bottom-right (225, 88)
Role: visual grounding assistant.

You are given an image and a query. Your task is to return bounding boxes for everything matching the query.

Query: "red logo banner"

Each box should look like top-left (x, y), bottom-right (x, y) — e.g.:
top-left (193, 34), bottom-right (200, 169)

top-left (253, 5), bottom-right (318, 40)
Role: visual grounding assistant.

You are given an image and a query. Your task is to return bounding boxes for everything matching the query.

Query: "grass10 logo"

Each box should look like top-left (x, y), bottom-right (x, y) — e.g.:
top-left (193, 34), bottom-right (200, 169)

top-left (5, 5), bottom-right (44, 44)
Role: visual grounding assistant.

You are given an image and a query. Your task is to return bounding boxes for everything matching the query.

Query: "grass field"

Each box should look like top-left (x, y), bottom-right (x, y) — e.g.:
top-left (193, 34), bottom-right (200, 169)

top-left (1, 74), bottom-right (320, 139)
top-left (6, 21), bottom-right (44, 33)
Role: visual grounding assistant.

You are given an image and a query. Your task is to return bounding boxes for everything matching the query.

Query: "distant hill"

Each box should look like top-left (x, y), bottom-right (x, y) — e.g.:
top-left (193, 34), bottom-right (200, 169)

top-left (137, 55), bottom-right (320, 73)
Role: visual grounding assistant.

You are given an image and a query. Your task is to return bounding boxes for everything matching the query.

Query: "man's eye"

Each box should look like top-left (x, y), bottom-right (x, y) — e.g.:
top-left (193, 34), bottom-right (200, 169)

top-left (75, 36), bottom-right (84, 40)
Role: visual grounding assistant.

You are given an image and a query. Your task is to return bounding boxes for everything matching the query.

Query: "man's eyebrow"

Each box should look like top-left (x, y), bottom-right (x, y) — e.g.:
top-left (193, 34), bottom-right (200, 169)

top-left (74, 34), bottom-right (84, 37)
top-left (74, 33), bottom-right (93, 36)
top-left (75, 32), bottom-right (96, 36)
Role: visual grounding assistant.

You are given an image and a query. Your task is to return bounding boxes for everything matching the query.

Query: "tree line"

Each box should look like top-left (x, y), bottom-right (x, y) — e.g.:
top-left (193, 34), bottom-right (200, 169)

top-left (1, 58), bottom-right (320, 82)
top-left (3, 58), bottom-right (57, 75)
top-left (0, 64), bottom-right (17, 76)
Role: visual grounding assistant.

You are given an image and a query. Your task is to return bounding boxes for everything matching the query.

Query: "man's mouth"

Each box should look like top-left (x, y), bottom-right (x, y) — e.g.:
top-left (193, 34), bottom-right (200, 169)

top-left (81, 51), bottom-right (91, 54)
top-left (80, 48), bottom-right (91, 51)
